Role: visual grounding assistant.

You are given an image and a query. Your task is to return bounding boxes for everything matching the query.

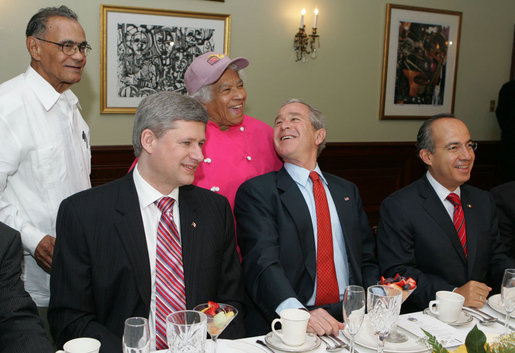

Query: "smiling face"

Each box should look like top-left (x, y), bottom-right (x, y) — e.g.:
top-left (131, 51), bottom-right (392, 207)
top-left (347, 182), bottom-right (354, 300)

top-left (139, 120), bottom-right (206, 195)
top-left (420, 118), bottom-right (475, 191)
top-left (27, 16), bottom-right (87, 93)
top-left (203, 69), bottom-right (246, 131)
top-left (273, 102), bottom-right (325, 170)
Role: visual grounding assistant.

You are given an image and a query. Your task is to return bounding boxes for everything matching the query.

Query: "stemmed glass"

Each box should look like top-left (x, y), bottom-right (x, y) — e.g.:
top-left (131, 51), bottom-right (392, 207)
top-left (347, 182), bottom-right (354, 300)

top-left (382, 283), bottom-right (416, 343)
top-left (343, 285), bottom-right (365, 353)
top-left (501, 268), bottom-right (515, 335)
top-left (367, 285), bottom-right (402, 353)
top-left (122, 317), bottom-right (150, 353)
top-left (193, 302), bottom-right (238, 353)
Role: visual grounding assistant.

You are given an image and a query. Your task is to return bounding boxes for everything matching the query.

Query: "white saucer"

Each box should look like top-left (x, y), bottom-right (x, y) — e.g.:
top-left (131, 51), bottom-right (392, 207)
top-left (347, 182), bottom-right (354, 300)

top-left (423, 308), bottom-right (473, 326)
top-left (265, 331), bottom-right (321, 352)
top-left (488, 294), bottom-right (515, 318)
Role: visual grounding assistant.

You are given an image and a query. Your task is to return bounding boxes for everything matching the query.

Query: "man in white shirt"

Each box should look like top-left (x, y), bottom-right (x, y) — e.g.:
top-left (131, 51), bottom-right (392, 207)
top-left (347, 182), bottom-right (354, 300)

top-left (0, 5), bottom-right (91, 330)
top-left (377, 114), bottom-right (513, 311)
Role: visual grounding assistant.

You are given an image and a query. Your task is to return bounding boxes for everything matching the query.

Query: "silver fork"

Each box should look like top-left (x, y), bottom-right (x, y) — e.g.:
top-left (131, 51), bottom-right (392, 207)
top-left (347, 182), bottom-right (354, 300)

top-left (321, 334), bottom-right (348, 351)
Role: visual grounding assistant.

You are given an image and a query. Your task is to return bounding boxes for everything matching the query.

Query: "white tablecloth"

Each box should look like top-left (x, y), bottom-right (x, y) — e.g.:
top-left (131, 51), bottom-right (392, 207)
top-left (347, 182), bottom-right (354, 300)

top-left (156, 302), bottom-right (515, 352)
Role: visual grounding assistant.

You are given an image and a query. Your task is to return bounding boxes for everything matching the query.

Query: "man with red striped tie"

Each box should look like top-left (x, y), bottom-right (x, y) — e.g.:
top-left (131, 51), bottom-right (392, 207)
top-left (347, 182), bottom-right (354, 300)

top-left (377, 114), bottom-right (514, 312)
top-left (49, 91), bottom-right (245, 352)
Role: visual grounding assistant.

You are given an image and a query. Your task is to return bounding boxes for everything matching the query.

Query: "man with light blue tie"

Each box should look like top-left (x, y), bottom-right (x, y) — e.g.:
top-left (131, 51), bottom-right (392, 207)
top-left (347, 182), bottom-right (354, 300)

top-left (234, 99), bottom-right (380, 336)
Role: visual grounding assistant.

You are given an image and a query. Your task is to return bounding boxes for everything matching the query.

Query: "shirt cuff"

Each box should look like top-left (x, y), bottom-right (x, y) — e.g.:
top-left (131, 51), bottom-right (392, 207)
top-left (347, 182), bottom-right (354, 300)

top-left (20, 223), bottom-right (47, 255)
top-left (275, 297), bottom-right (306, 315)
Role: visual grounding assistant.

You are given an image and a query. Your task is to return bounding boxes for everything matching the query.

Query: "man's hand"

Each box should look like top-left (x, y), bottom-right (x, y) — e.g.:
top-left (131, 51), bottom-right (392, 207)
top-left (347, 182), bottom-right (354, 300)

top-left (454, 280), bottom-right (491, 308)
top-left (35, 235), bottom-right (55, 273)
top-left (306, 308), bottom-right (345, 336)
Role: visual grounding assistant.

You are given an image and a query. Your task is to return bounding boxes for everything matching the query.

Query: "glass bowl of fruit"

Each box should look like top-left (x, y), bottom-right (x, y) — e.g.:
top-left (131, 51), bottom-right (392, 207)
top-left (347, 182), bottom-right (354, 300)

top-left (193, 301), bottom-right (238, 353)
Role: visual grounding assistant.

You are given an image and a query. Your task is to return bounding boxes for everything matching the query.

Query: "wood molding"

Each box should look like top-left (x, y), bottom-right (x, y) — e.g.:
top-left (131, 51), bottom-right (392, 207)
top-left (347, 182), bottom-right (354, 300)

top-left (91, 141), bottom-right (502, 226)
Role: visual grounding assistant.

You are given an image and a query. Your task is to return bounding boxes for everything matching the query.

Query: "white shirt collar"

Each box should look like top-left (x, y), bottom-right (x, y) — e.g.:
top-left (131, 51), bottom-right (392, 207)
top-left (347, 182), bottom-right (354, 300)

top-left (284, 162), bottom-right (328, 187)
top-left (133, 163), bottom-right (179, 209)
top-left (426, 170), bottom-right (461, 202)
top-left (25, 66), bottom-right (80, 111)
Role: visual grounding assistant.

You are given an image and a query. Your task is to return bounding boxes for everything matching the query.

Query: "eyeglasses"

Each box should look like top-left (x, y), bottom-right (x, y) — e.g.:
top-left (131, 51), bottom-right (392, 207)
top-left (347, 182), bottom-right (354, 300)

top-left (35, 37), bottom-right (92, 56)
top-left (437, 141), bottom-right (478, 153)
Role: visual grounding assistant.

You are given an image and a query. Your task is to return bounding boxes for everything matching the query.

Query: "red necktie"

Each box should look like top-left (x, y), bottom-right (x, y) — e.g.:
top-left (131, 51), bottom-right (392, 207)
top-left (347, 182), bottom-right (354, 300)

top-left (155, 197), bottom-right (186, 350)
top-left (309, 171), bottom-right (339, 305)
top-left (446, 193), bottom-right (467, 257)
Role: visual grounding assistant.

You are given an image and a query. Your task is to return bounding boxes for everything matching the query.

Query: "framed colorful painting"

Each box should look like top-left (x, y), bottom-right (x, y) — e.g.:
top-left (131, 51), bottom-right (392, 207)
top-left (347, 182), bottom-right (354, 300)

top-left (379, 4), bottom-right (462, 119)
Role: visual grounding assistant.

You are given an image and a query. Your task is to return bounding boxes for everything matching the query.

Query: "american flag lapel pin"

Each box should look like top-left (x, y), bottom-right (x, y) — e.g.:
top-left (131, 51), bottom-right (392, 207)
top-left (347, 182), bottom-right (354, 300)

top-left (467, 204), bottom-right (472, 208)
top-left (344, 197), bottom-right (350, 201)
top-left (191, 221), bottom-right (197, 228)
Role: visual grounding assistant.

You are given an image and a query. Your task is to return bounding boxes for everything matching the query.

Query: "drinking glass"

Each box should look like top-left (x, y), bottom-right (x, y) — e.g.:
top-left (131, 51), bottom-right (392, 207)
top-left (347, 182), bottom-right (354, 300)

top-left (193, 303), bottom-right (238, 353)
top-left (501, 268), bottom-right (515, 335)
top-left (122, 317), bottom-right (150, 353)
top-left (343, 285), bottom-right (365, 353)
top-left (367, 285), bottom-right (402, 353)
top-left (167, 310), bottom-right (207, 353)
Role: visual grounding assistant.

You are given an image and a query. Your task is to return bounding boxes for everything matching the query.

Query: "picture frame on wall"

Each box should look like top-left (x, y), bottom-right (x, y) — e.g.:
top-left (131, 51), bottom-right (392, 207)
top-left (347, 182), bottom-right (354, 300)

top-left (101, 5), bottom-right (230, 114)
top-left (379, 4), bottom-right (462, 120)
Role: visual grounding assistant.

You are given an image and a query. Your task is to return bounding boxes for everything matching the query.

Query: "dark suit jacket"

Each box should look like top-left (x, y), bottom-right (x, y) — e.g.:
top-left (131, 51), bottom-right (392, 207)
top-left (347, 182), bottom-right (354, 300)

top-left (234, 167), bottom-right (379, 335)
top-left (0, 222), bottom-right (53, 353)
top-left (48, 173), bottom-right (245, 352)
top-left (491, 181), bottom-right (515, 259)
top-left (377, 175), bottom-right (513, 311)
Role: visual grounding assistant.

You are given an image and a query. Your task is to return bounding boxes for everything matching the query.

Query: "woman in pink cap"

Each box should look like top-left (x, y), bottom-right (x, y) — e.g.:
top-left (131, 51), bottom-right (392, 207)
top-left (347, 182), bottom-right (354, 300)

top-left (183, 52), bottom-right (282, 212)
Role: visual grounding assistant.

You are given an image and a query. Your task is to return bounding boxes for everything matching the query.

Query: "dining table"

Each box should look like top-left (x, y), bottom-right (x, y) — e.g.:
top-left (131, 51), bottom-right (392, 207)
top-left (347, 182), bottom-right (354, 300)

top-left (155, 294), bottom-right (515, 353)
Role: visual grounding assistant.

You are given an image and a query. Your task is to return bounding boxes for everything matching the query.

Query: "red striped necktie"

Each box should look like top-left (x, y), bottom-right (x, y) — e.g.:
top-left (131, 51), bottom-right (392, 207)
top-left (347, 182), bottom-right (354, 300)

top-left (446, 192), bottom-right (467, 257)
top-left (155, 197), bottom-right (186, 350)
top-left (309, 171), bottom-right (340, 305)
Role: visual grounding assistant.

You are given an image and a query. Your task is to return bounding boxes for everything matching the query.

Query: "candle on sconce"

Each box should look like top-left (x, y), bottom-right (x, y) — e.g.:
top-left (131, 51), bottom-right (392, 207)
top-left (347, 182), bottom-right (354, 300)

top-left (314, 8), bottom-right (319, 29)
top-left (300, 8), bottom-right (306, 28)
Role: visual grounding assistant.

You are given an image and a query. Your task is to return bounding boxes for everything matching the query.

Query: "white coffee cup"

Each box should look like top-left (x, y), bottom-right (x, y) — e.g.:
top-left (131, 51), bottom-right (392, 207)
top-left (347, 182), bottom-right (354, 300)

top-left (429, 291), bottom-right (465, 323)
top-left (271, 308), bottom-right (310, 346)
top-left (55, 337), bottom-right (101, 353)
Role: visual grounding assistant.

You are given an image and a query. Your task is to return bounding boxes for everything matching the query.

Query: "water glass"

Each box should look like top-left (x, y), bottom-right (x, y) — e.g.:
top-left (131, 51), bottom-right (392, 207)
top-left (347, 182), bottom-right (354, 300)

top-left (501, 268), bottom-right (515, 335)
top-left (367, 285), bottom-right (402, 353)
top-left (167, 310), bottom-right (207, 353)
top-left (343, 285), bottom-right (365, 353)
top-left (123, 317), bottom-right (150, 353)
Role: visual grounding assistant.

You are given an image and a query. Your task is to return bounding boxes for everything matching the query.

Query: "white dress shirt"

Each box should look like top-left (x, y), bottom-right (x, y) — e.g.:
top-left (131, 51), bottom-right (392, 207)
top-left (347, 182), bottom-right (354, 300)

top-left (276, 163), bottom-right (349, 314)
top-left (133, 164), bottom-right (181, 351)
top-left (0, 66), bottom-right (91, 306)
top-left (426, 171), bottom-right (461, 220)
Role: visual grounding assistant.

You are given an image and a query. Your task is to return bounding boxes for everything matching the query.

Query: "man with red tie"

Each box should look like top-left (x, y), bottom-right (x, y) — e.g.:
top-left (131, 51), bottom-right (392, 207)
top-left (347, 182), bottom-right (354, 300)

top-left (377, 114), bottom-right (514, 312)
top-left (234, 99), bottom-right (379, 336)
top-left (49, 92), bottom-right (245, 352)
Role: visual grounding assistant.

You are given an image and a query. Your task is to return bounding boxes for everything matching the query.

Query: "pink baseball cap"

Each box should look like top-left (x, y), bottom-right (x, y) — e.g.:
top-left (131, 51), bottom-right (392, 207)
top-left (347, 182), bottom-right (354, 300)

top-left (184, 52), bottom-right (249, 95)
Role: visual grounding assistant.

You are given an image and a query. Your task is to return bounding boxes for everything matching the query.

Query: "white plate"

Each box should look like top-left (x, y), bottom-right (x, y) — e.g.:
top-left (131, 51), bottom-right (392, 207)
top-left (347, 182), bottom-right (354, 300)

top-left (344, 315), bottom-right (429, 353)
top-left (488, 294), bottom-right (515, 318)
top-left (422, 308), bottom-right (473, 326)
top-left (265, 331), bottom-right (321, 352)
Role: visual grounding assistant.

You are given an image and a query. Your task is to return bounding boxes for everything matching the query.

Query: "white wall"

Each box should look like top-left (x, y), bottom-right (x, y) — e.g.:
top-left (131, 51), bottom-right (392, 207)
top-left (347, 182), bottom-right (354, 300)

top-left (0, 0), bottom-right (513, 145)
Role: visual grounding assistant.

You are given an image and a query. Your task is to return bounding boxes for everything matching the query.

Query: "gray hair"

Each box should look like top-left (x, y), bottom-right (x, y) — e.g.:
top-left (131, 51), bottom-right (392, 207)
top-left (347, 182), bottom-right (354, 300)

top-left (26, 5), bottom-right (78, 37)
top-left (190, 64), bottom-right (244, 104)
top-left (281, 98), bottom-right (327, 155)
top-left (132, 91), bottom-right (208, 156)
top-left (416, 113), bottom-right (457, 154)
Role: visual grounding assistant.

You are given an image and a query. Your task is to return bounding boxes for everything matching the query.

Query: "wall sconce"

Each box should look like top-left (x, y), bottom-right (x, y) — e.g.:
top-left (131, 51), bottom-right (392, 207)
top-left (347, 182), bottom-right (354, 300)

top-left (294, 8), bottom-right (320, 62)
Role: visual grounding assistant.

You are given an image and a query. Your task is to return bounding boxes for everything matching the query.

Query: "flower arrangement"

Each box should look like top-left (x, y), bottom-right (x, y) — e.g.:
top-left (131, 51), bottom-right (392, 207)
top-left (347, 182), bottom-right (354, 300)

top-left (423, 326), bottom-right (515, 353)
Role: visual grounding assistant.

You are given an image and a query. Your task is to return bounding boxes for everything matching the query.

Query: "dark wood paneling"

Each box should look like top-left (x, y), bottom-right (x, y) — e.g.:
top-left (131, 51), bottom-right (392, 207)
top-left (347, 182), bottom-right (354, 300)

top-left (91, 141), bottom-right (502, 226)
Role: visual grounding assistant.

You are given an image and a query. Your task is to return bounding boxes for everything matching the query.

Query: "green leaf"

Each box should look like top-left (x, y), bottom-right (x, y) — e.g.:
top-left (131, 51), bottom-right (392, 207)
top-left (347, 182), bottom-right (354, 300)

top-left (422, 328), bottom-right (450, 353)
top-left (465, 325), bottom-right (487, 353)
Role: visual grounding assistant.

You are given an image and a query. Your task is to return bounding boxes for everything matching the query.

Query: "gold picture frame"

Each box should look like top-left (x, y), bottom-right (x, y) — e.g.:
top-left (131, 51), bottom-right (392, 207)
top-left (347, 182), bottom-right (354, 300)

top-left (101, 5), bottom-right (230, 114)
top-left (379, 4), bottom-right (462, 120)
